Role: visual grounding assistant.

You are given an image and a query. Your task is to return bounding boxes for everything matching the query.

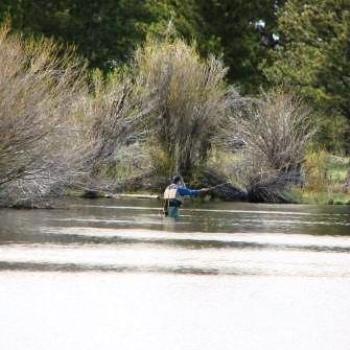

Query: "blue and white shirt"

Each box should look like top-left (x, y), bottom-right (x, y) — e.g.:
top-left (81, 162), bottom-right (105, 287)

top-left (164, 184), bottom-right (200, 205)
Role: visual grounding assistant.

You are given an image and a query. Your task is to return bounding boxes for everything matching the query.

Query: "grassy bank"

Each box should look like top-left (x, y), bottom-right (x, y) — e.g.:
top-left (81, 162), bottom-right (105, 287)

top-left (292, 154), bottom-right (350, 205)
top-left (293, 189), bottom-right (350, 205)
top-left (0, 22), bottom-right (348, 208)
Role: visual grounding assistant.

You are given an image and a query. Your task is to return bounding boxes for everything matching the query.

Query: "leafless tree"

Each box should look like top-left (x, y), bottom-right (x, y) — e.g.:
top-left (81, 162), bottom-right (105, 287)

top-left (222, 90), bottom-right (315, 202)
top-left (76, 69), bottom-right (158, 195)
top-left (241, 91), bottom-right (314, 171)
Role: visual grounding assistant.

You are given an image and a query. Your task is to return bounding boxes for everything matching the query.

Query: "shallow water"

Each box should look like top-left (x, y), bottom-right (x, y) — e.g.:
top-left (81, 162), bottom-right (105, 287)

top-left (1, 198), bottom-right (350, 349)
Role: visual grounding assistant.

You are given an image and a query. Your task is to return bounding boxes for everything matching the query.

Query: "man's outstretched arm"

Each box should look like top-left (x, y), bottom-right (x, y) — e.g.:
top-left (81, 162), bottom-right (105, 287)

top-left (177, 187), bottom-right (200, 197)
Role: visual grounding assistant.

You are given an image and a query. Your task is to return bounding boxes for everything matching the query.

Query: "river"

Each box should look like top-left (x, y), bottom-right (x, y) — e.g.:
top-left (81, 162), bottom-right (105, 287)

top-left (0, 198), bottom-right (349, 350)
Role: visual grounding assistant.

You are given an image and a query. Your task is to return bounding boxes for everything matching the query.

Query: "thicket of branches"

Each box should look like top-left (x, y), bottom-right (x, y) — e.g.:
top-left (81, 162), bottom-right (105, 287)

top-left (0, 23), bottom-right (90, 206)
top-left (1, 0), bottom-right (349, 155)
top-left (0, 23), bottom-right (147, 206)
top-left (240, 91), bottom-right (313, 171)
top-left (0, 22), bottom-right (316, 206)
top-left (222, 90), bottom-right (314, 202)
top-left (135, 37), bottom-right (232, 180)
top-left (80, 69), bottom-right (158, 194)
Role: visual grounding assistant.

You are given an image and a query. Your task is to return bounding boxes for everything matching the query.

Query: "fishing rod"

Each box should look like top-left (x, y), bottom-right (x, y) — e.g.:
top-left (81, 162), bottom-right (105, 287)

top-left (206, 182), bottom-right (232, 191)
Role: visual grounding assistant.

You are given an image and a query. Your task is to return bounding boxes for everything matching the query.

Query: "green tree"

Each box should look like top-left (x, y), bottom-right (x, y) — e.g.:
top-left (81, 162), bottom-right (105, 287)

top-left (145, 0), bottom-right (201, 40)
top-left (0, 0), bottom-right (152, 69)
top-left (195, 0), bottom-right (281, 92)
top-left (145, 0), bottom-right (281, 92)
top-left (263, 0), bottom-right (350, 152)
top-left (0, 0), bottom-right (280, 92)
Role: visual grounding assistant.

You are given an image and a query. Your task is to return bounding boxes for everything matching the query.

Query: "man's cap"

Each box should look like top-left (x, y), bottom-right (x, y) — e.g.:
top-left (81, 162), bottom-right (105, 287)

top-left (172, 175), bottom-right (182, 184)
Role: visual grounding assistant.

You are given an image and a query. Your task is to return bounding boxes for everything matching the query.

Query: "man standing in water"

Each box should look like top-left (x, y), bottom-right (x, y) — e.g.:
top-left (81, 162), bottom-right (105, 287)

top-left (163, 175), bottom-right (209, 218)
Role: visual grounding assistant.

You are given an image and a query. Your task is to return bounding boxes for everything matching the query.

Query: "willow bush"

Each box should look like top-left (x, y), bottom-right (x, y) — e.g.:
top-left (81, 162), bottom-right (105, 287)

top-left (134, 37), bottom-right (232, 181)
top-left (85, 69), bottom-right (152, 186)
top-left (0, 22), bottom-right (319, 204)
top-left (0, 22), bottom-right (88, 206)
top-left (241, 91), bottom-right (314, 171)
top-left (303, 150), bottom-right (329, 192)
top-left (222, 90), bottom-right (315, 202)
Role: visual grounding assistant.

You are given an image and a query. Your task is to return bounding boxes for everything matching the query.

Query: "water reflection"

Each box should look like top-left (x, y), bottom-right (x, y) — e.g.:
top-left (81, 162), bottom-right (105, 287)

top-left (0, 198), bottom-right (349, 277)
top-left (1, 199), bottom-right (350, 350)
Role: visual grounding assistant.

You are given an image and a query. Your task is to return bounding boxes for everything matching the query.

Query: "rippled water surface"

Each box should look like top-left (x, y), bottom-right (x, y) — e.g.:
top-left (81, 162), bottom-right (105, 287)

top-left (1, 198), bottom-right (350, 350)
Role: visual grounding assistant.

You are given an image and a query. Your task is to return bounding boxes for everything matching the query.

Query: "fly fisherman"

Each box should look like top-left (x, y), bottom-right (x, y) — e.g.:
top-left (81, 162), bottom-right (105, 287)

top-left (163, 175), bottom-right (209, 218)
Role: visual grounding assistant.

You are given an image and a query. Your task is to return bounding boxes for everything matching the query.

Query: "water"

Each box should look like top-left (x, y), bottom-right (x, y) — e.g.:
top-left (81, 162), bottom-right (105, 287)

top-left (0, 198), bottom-right (350, 350)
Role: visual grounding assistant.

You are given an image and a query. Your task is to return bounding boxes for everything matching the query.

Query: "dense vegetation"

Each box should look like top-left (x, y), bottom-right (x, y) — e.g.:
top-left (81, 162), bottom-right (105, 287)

top-left (0, 0), bottom-right (281, 90)
top-left (0, 0), bottom-right (349, 207)
top-left (263, 0), bottom-right (350, 153)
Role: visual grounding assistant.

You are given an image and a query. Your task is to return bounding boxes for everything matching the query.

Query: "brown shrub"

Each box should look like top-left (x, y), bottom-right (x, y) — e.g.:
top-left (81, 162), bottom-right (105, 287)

top-left (223, 90), bottom-right (315, 202)
top-left (0, 22), bottom-right (88, 206)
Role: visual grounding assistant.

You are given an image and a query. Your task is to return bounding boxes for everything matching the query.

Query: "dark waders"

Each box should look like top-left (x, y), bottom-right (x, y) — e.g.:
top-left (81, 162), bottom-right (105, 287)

top-left (162, 199), bottom-right (181, 219)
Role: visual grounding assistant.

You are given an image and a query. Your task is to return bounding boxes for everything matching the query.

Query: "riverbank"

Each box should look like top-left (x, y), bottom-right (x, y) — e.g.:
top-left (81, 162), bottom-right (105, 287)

top-left (69, 187), bottom-right (350, 206)
top-left (292, 189), bottom-right (350, 205)
top-left (295, 153), bottom-right (350, 205)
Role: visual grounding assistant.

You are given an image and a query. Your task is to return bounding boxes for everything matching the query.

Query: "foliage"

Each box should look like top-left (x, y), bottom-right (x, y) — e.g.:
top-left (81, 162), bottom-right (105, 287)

top-left (238, 90), bottom-right (313, 172)
top-left (304, 151), bottom-right (349, 190)
top-left (194, 0), bottom-right (282, 92)
top-left (145, 0), bottom-right (282, 92)
top-left (0, 0), bottom-right (153, 70)
top-left (87, 69), bottom-right (151, 178)
top-left (135, 37), bottom-right (232, 180)
top-left (0, 0), bottom-right (280, 92)
top-left (1, 1), bottom-right (349, 203)
top-left (1, 0), bottom-right (348, 152)
top-left (0, 22), bottom-right (88, 206)
top-left (293, 188), bottom-right (350, 205)
top-left (303, 150), bottom-right (329, 191)
top-left (263, 0), bottom-right (350, 152)
top-left (223, 90), bottom-right (314, 202)
top-left (145, 0), bottom-right (201, 42)
top-left (294, 153), bottom-right (350, 204)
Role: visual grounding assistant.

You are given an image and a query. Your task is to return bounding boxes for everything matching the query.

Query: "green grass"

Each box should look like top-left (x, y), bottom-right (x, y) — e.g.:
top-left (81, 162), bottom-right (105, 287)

top-left (292, 188), bottom-right (350, 205)
top-left (327, 155), bottom-right (349, 183)
top-left (292, 153), bottom-right (350, 205)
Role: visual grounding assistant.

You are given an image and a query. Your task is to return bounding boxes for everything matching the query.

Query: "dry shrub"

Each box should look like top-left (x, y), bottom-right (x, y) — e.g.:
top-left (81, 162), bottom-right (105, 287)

top-left (0, 22), bottom-right (88, 206)
top-left (135, 37), bottom-right (232, 180)
top-left (225, 90), bottom-right (314, 202)
top-left (88, 72), bottom-right (141, 171)
top-left (240, 91), bottom-right (314, 172)
top-left (83, 69), bottom-right (154, 191)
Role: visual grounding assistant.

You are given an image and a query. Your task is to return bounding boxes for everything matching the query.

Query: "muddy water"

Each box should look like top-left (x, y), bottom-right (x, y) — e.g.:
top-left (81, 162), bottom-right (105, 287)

top-left (0, 198), bottom-right (349, 350)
